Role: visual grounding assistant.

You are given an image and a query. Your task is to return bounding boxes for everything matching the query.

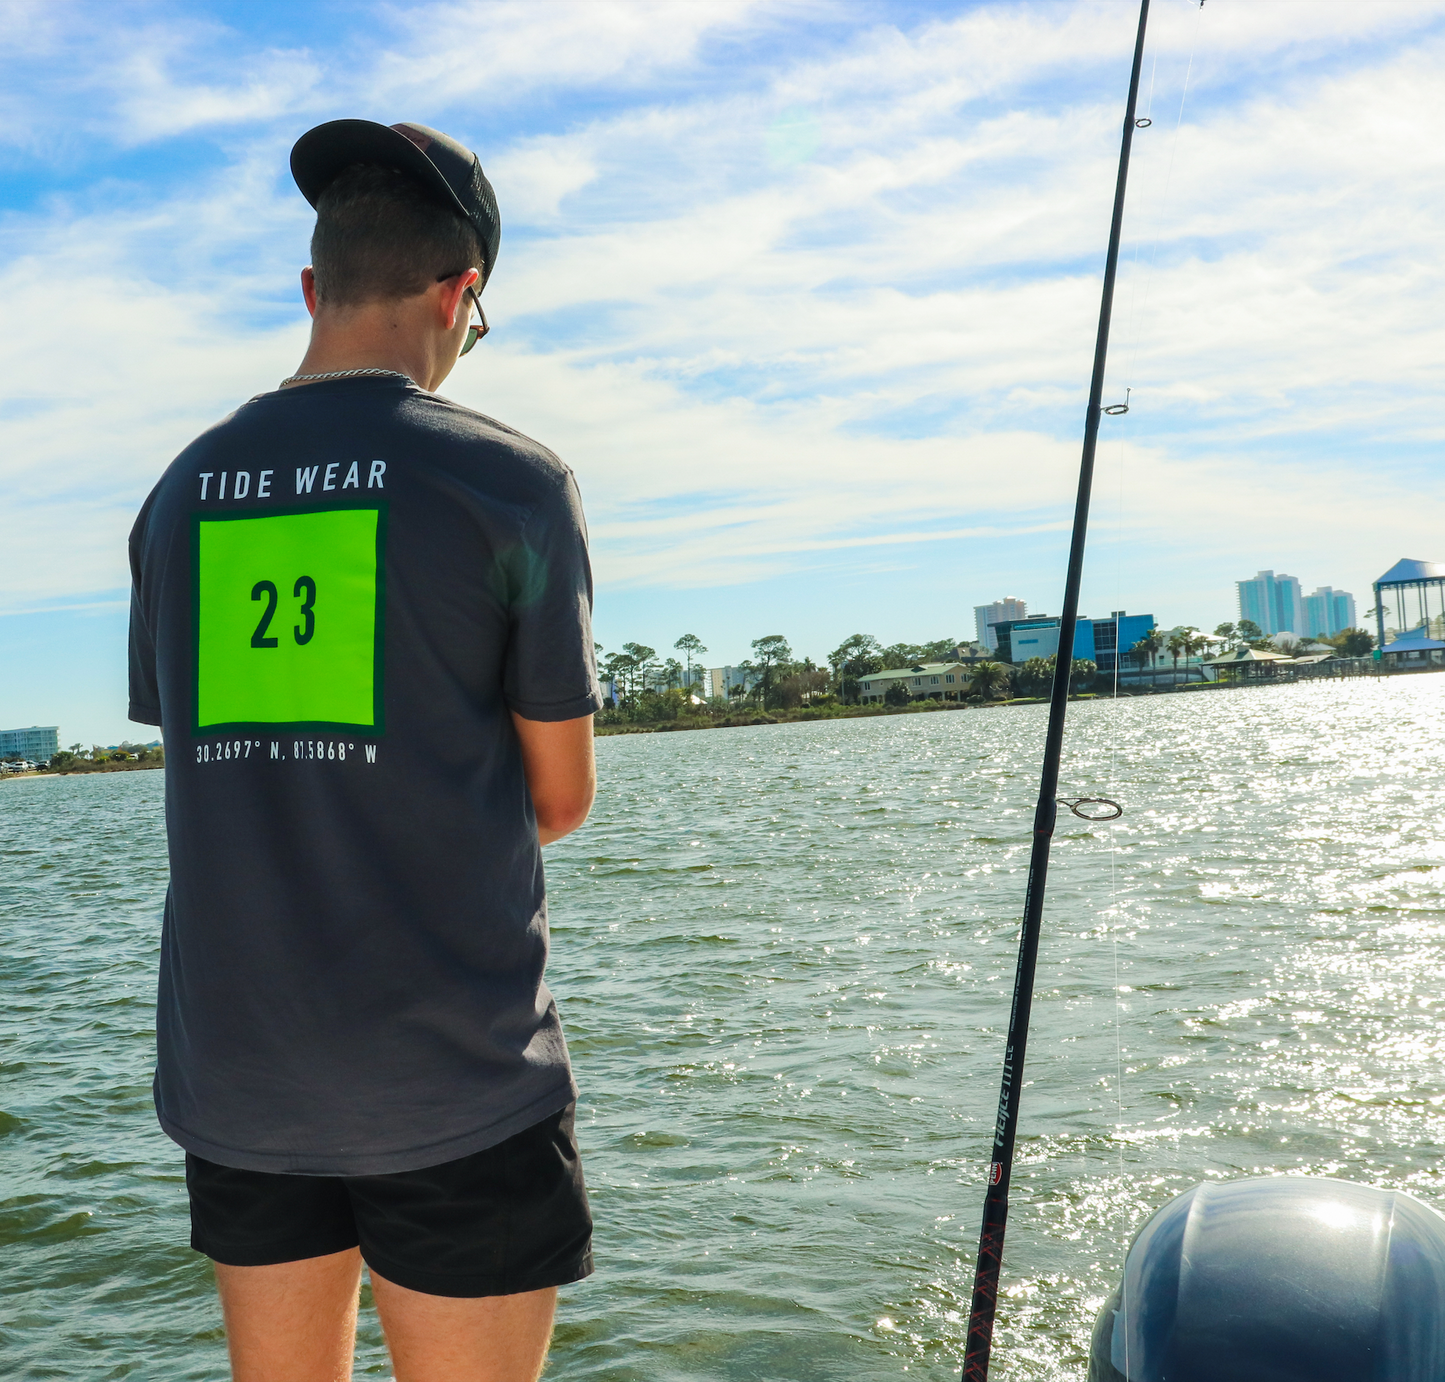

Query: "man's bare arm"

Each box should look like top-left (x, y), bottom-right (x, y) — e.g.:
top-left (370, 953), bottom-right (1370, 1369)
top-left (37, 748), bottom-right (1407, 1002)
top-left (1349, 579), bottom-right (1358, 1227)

top-left (511, 713), bottom-right (596, 845)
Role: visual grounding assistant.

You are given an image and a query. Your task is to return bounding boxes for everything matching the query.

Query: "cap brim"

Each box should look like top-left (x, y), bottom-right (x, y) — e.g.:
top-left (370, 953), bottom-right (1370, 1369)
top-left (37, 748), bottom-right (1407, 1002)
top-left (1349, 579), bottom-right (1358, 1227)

top-left (290, 118), bottom-right (472, 227)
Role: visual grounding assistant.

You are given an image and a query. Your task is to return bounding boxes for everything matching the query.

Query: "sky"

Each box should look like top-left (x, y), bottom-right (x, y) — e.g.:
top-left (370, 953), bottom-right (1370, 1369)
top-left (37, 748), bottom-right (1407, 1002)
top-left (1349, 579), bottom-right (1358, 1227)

top-left (4, 0), bottom-right (1445, 745)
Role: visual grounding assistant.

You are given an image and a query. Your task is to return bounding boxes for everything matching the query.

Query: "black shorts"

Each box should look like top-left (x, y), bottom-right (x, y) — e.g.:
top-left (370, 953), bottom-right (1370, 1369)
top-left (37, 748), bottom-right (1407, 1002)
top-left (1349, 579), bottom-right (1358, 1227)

top-left (185, 1102), bottom-right (592, 1298)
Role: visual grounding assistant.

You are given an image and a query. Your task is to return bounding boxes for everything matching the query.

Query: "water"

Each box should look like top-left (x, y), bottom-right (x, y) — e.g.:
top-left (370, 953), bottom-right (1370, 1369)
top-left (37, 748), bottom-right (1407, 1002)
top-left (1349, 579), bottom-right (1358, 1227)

top-left (5, 677), bottom-right (1445, 1380)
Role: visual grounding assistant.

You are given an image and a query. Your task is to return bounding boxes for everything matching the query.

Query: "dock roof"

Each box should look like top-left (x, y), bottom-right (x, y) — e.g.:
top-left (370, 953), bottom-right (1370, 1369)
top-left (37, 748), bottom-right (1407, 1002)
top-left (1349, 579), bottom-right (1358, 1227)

top-left (1375, 558), bottom-right (1445, 587)
top-left (1382, 628), bottom-right (1445, 652)
top-left (1202, 646), bottom-right (1293, 665)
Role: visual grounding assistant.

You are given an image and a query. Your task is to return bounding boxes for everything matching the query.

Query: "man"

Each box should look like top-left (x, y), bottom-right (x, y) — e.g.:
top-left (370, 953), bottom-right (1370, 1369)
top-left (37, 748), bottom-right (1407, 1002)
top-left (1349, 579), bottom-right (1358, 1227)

top-left (127, 120), bottom-right (601, 1382)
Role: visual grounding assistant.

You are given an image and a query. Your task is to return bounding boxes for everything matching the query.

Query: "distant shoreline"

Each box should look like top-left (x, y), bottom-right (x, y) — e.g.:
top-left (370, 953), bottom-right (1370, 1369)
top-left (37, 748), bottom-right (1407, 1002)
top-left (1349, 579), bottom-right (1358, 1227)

top-left (4, 664), bottom-right (1415, 769)
top-left (593, 692), bottom-right (1109, 735)
top-left (591, 668), bottom-right (1425, 735)
top-left (3, 759), bottom-right (164, 781)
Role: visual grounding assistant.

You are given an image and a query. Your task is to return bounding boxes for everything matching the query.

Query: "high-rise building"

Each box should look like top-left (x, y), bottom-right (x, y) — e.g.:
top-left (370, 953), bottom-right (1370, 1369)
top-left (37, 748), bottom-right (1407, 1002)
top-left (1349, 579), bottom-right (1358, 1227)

top-left (1237, 571), bottom-right (1303, 636)
top-left (0, 726), bottom-right (59, 761)
top-left (701, 667), bottom-right (756, 698)
top-left (1275, 573), bottom-right (1304, 633)
top-left (1299, 586), bottom-right (1356, 638)
top-left (1334, 589), bottom-right (1357, 635)
top-left (974, 597), bottom-right (1027, 652)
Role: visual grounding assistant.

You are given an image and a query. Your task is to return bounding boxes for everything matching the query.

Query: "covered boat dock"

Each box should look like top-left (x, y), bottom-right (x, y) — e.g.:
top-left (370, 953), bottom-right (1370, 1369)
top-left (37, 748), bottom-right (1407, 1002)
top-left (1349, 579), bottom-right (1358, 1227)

top-left (1373, 558), bottom-right (1445, 658)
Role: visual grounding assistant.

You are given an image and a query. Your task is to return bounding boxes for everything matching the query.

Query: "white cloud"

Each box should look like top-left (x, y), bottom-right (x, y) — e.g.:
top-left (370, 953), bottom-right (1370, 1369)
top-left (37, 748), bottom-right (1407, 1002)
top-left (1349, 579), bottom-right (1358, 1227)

top-left (486, 136), bottom-right (600, 224)
top-left (4, 0), bottom-right (1445, 635)
top-left (0, 0), bottom-right (795, 150)
top-left (365, 0), bottom-right (788, 105)
top-left (111, 41), bottom-right (322, 142)
top-left (472, 17), bottom-right (1445, 455)
top-left (0, 9), bottom-right (318, 148)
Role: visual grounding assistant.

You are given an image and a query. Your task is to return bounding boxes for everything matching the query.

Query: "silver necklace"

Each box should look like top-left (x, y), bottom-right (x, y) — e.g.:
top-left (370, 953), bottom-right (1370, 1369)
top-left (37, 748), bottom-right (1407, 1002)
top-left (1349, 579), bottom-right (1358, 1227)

top-left (278, 367), bottom-right (412, 388)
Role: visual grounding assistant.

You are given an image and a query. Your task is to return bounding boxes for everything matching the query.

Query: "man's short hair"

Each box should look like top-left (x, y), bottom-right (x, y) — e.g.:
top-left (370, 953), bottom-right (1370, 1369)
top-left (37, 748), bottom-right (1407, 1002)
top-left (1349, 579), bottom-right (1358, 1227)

top-left (311, 163), bottom-right (485, 306)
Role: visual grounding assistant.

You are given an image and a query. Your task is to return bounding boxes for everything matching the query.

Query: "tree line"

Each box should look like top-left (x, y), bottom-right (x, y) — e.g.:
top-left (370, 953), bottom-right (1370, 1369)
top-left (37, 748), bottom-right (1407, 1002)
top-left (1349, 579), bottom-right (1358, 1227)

top-left (1211, 620), bottom-right (1374, 658)
top-left (597, 631), bottom-right (971, 717)
top-left (596, 618), bottom-right (1380, 724)
top-left (597, 631), bottom-right (1101, 722)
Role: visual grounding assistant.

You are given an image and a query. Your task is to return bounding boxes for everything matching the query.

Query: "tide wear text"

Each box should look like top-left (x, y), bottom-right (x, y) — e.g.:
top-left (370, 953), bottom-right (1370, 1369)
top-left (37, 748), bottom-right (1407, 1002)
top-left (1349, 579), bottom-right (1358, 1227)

top-left (196, 461), bottom-right (386, 502)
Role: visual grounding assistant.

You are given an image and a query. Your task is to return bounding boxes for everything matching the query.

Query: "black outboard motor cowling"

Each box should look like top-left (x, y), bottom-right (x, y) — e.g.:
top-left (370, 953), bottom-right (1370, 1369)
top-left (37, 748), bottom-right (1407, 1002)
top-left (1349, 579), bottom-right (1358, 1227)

top-left (1088, 1176), bottom-right (1445, 1382)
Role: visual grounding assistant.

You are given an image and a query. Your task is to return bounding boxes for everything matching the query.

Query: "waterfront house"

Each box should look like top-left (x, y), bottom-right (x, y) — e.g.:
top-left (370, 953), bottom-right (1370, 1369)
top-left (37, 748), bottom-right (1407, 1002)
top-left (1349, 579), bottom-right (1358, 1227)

top-left (858, 662), bottom-right (971, 702)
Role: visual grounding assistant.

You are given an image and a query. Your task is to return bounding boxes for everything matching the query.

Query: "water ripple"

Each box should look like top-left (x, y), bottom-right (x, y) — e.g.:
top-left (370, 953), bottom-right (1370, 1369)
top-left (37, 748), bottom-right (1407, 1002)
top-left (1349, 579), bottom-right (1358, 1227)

top-left (4, 678), bottom-right (1445, 1377)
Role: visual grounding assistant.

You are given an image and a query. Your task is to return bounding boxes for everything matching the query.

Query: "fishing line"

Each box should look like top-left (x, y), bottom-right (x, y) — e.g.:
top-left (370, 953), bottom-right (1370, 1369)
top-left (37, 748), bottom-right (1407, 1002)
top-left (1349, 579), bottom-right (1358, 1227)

top-left (1104, 286), bottom-right (1132, 1382)
top-left (1116, 0), bottom-right (1207, 406)
top-left (1109, 801), bottom-right (1129, 1379)
top-left (1100, 17), bottom-right (1208, 1376)
top-left (1103, 12), bottom-right (1206, 1370)
top-left (1108, 226), bottom-right (1132, 1379)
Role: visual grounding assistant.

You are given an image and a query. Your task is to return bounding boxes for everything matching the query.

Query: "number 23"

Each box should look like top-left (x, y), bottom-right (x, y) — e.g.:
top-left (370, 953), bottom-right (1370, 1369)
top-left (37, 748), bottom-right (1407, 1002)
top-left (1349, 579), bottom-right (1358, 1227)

top-left (251, 576), bottom-right (316, 648)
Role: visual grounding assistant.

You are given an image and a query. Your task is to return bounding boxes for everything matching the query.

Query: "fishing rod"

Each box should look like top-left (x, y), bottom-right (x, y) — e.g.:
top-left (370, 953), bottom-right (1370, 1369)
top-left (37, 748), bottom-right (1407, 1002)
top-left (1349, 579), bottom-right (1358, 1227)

top-left (962, 2), bottom-right (1152, 1378)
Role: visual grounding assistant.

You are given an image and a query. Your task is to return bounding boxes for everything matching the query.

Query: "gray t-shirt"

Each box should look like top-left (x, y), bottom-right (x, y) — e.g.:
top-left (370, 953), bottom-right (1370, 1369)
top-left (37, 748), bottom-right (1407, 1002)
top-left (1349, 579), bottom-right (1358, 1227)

top-left (128, 374), bottom-right (601, 1175)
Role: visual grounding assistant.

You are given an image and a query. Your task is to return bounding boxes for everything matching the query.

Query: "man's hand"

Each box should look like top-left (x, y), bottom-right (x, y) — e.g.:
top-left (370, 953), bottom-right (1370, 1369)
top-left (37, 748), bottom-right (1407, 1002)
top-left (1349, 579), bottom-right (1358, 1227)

top-left (511, 713), bottom-right (596, 845)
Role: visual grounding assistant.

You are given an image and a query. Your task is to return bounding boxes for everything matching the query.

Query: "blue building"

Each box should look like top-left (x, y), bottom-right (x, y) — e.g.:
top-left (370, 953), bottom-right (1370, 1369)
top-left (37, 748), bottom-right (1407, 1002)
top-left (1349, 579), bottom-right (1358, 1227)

top-left (1085, 612), bottom-right (1157, 673)
top-left (1236, 570), bottom-right (1303, 635)
top-left (992, 613), bottom-right (1154, 673)
top-left (1300, 586), bottom-right (1357, 638)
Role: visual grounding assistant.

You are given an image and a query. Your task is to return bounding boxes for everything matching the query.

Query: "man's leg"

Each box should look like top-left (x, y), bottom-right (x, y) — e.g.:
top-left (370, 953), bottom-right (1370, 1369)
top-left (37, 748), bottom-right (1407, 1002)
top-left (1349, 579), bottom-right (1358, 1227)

top-left (214, 1248), bottom-right (364, 1382)
top-left (370, 1272), bottom-right (556, 1382)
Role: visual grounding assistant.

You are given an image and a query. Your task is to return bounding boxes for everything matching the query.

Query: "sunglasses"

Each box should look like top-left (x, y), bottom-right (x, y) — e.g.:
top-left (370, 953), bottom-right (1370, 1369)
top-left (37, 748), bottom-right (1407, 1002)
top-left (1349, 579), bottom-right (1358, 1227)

top-left (461, 286), bottom-right (489, 356)
top-left (439, 273), bottom-right (490, 356)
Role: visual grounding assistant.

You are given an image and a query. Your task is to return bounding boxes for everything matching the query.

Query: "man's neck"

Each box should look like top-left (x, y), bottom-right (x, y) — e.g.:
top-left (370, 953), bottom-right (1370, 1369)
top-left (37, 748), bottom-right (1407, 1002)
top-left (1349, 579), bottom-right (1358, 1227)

top-left (285, 300), bottom-right (443, 391)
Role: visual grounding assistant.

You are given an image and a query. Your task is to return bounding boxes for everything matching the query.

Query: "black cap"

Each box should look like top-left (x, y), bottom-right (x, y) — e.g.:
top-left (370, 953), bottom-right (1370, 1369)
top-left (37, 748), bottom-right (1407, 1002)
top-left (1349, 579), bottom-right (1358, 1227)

top-left (290, 119), bottom-right (501, 288)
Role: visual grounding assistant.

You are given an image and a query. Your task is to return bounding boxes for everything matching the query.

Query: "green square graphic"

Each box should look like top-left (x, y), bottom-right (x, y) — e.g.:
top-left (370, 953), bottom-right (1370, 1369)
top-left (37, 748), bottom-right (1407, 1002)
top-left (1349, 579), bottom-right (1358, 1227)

top-left (194, 507), bottom-right (383, 731)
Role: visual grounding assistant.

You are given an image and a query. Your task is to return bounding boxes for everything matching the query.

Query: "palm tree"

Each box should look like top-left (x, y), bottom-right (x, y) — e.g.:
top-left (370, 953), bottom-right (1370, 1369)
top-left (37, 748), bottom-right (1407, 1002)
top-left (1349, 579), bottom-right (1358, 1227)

top-left (1017, 657), bottom-right (1053, 697)
top-left (1130, 626), bottom-right (1165, 684)
top-left (1128, 637), bottom-right (1152, 679)
top-left (1069, 658), bottom-right (1098, 694)
top-left (1184, 627), bottom-right (1208, 670)
top-left (1166, 632), bottom-right (1186, 685)
top-left (969, 661), bottom-right (1012, 701)
top-left (1181, 629), bottom-right (1207, 681)
top-left (1148, 626), bottom-right (1167, 683)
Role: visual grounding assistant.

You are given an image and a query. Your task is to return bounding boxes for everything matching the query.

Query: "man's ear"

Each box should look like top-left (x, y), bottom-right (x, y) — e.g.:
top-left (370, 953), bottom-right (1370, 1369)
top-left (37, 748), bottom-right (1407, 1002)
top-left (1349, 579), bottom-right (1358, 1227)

top-left (438, 269), bottom-right (480, 330)
top-left (301, 267), bottom-right (319, 318)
